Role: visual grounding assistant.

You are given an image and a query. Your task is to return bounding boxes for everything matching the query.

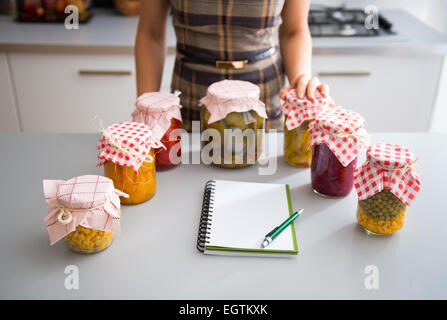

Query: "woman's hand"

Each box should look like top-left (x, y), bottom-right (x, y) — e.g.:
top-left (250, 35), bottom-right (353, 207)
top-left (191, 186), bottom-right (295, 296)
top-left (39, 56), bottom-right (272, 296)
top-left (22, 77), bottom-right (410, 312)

top-left (280, 74), bottom-right (330, 101)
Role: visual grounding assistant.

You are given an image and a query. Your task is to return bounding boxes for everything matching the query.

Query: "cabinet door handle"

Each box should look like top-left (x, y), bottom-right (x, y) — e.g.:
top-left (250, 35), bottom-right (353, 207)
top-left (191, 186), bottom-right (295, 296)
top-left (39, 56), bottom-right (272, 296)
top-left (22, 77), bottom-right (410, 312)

top-left (78, 70), bottom-right (132, 76)
top-left (317, 71), bottom-right (371, 77)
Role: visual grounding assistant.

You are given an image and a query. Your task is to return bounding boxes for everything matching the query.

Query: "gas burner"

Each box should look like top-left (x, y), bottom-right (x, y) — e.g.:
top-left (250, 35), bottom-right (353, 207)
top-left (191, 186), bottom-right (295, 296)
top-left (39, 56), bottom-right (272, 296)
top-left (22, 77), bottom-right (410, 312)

top-left (308, 4), bottom-right (395, 37)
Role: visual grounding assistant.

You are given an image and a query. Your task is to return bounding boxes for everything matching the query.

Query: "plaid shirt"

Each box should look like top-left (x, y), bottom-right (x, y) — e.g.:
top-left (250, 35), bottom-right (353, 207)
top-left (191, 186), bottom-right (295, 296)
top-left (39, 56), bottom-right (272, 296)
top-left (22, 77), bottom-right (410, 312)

top-left (170, 0), bottom-right (286, 131)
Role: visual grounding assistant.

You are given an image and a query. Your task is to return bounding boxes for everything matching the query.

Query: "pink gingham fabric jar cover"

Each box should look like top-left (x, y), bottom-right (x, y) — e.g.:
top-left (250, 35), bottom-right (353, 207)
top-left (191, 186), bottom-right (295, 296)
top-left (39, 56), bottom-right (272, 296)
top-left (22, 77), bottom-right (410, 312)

top-left (132, 92), bottom-right (183, 141)
top-left (308, 107), bottom-right (369, 167)
top-left (97, 122), bottom-right (165, 173)
top-left (354, 144), bottom-right (421, 206)
top-left (281, 89), bottom-right (330, 130)
top-left (43, 175), bottom-right (128, 245)
top-left (200, 80), bottom-right (267, 124)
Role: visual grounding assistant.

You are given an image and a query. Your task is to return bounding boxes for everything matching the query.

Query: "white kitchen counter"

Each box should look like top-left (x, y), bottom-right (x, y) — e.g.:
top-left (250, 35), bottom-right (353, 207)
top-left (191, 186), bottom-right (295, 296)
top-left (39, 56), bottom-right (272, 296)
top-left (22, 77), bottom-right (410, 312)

top-left (0, 8), bottom-right (446, 55)
top-left (0, 132), bottom-right (445, 299)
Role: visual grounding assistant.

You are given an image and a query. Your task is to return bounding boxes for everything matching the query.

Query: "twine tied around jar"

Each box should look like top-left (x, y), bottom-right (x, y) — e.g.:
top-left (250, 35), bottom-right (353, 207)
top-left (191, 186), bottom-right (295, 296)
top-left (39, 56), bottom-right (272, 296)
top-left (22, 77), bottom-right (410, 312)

top-left (52, 190), bottom-right (129, 225)
top-left (333, 110), bottom-right (369, 143)
top-left (367, 157), bottom-right (422, 176)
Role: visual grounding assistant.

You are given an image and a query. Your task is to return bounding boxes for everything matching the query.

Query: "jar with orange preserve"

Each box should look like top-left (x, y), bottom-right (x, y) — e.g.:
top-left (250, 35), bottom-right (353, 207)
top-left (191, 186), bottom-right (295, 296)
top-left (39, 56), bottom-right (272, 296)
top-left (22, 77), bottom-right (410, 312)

top-left (281, 89), bottom-right (330, 167)
top-left (308, 107), bottom-right (369, 198)
top-left (354, 144), bottom-right (421, 235)
top-left (97, 122), bottom-right (165, 205)
top-left (133, 92), bottom-right (183, 170)
top-left (43, 175), bottom-right (128, 254)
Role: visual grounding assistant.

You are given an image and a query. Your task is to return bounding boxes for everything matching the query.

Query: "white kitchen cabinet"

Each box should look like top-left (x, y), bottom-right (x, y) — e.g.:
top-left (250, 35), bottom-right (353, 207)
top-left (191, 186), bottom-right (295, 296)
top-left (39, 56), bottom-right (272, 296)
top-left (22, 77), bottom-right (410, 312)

top-left (8, 51), bottom-right (176, 133)
top-left (0, 53), bottom-right (20, 132)
top-left (9, 52), bottom-right (137, 133)
top-left (313, 55), bottom-right (443, 132)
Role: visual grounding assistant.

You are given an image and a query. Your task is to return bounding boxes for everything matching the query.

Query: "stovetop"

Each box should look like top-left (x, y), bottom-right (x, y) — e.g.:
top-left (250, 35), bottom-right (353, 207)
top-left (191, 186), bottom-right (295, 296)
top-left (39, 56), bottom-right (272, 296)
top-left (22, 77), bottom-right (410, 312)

top-left (309, 5), bottom-right (395, 37)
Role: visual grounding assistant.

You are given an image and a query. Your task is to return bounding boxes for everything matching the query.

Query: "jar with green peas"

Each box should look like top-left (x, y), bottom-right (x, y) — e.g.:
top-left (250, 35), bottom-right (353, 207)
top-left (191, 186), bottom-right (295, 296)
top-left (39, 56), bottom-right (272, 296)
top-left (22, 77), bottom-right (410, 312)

top-left (354, 144), bottom-right (421, 235)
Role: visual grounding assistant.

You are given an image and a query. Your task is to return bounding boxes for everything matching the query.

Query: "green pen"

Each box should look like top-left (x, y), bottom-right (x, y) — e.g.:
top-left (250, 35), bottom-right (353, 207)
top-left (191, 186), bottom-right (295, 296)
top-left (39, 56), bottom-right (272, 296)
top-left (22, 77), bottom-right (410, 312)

top-left (262, 209), bottom-right (304, 248)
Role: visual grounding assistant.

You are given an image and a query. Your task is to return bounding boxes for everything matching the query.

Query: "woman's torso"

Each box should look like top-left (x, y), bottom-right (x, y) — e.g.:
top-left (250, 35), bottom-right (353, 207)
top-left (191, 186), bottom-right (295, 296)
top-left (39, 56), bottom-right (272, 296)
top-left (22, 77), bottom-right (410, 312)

top-left (170, 0), bottom-right (286, 131)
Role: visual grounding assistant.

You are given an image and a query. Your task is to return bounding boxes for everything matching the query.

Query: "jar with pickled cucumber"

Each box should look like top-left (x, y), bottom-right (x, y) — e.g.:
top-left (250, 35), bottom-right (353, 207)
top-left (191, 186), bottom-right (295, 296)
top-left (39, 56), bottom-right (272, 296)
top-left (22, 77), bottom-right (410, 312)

top-left (43, 175), bottom-right (127, 254)
top-left (98, 122), bottom-right (165, 205)
top-left (354, 144), bottom-right (421, 235)
top-left (281, 89), bottom-right (330, 168)
top-left (308, 107), bottom-right (368, 198)
top-left (133, 92), bottom-right (183, 170)
top-left (200, 80), bottom-right (267, 168)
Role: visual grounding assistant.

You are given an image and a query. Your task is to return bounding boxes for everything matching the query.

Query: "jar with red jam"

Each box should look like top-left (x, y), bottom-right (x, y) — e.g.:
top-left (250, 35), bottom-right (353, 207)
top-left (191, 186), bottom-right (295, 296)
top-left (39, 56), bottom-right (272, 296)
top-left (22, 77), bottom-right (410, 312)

top-left (133, 92), bottom-right (183, 170)
top-left (281, 89), bottom-right (330, 168)
top-left (308, 108), bottom-right (368, 198)
top-left (354, 144), bottom-right (421, 235)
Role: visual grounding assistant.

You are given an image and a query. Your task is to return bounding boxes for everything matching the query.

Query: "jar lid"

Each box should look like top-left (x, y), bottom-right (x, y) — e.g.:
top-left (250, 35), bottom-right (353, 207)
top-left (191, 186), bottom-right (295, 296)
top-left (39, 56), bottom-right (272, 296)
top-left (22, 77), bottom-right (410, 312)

top-left (200, 80), bottom-right (267, 124)
top-left (97, 122), bottom-right (165, 173)
top-left (43, 175), bottom-right (128, 245)
top-left (308, 107), bottom-right (369, 166)
top-left (281, 89), bottom-right (330, 130)
top-left (354, 144), bottom-right (421, 206)
top-left (133, 92), bottom-right (183, 140)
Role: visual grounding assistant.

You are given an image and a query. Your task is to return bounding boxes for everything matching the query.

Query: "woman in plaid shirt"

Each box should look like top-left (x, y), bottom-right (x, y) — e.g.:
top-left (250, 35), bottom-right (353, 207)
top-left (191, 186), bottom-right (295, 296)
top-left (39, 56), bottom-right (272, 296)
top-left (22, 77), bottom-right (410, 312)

top-left (135, 0), bottom-right (330, 131)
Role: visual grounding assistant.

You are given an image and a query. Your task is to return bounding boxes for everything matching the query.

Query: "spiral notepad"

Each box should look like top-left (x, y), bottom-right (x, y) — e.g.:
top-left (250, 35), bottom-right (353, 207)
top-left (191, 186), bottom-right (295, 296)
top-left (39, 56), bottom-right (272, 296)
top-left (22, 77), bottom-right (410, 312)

top-left (197, 180), bottom-right (298, 257)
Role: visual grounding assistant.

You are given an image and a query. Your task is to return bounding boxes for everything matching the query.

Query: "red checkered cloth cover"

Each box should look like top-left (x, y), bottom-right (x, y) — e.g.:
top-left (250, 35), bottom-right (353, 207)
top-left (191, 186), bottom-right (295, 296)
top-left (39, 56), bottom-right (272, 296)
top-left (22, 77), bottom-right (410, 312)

top-left (200, 79), bottom-right (267, 124)
top-left (354, 144), bottom-right (421, 206)
top-left (308, 107), bottom-right (369, 167)
top-left (43, 175), bottom-right (128, 245)
top-left (97, 122), bottom-right (165, 173)
top-left (280, 89), bottom-right (330, 130)
top-left (132, 92), bottom-right (183, 141)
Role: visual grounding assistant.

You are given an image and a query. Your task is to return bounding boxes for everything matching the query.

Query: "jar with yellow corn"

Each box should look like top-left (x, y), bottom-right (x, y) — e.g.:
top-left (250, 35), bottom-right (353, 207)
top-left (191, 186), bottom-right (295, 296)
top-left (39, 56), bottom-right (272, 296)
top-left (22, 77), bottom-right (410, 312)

top-left (43, 175), bottom-right (128, 254)
top-left (200, 80), bottom-right (267, 168)
top-left (354, 144), bottom-right (421, 235)
top-left (97, 122), bottom-right (165, 205)
top-left (281, 89), bottom-right (330, 168)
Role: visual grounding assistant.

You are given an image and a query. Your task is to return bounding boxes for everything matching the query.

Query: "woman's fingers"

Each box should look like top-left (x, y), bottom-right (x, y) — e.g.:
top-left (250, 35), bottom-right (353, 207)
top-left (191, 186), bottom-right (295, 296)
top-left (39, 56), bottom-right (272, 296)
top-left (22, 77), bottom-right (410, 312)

top-left (317, 83), bottom-right (330, 98)
top-left (279, 87), bottom-right (290, 99)
top-left (296, 74), bottom-right (310, 99)
top-left (306, 77), bottom-right (320, 100)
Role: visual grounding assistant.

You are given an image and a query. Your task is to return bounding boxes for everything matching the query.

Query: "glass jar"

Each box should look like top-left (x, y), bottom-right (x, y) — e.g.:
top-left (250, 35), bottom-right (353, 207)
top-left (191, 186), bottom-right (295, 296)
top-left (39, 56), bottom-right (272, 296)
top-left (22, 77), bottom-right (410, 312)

top-left (200, 80), bottom-right (266, 169)
top-left (43, 175), bottom-right (125, 254)
top-left (201, 108), bottom-right (264, 168)
top-left (133, 92), bottom-right (183, 170)
top-left (356, 190), bottom-right (406, 235)
top-left (64, 210), bottom-right (121, 254)
top-left (311, 143), bottom-right (357, 197)
top-left (104, 149), bottom-right (157, 205)
top-left (284, 119), bottom-right (313, 167)
top-left (155, 117), bottom-right (182, 170)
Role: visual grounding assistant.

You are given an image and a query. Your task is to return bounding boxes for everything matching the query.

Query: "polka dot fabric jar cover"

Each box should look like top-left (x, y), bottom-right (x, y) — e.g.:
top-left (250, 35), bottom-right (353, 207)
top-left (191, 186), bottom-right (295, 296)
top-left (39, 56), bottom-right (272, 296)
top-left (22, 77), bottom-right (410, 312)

top-left (97, 122), bottom-right (165, 205)
top-left (308, 107), bottom-right (369, 197)
top-left (43, 175), bottom-right (128, 253)
top-left (354, 144), bottom-right (421, 235)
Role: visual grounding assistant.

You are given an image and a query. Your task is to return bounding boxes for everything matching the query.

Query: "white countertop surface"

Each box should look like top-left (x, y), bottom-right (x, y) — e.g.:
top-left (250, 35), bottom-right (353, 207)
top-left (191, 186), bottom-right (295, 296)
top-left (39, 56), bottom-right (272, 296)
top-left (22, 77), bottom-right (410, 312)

top-left (0, 132), bottom-right (445, 299)
top-left (0, 8), bottom-right (446, 54)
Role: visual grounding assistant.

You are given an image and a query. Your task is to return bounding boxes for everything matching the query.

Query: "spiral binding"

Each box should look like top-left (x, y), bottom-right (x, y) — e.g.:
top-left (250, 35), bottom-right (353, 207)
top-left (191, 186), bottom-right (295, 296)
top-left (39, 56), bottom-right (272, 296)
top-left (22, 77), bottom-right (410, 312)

top-left (196, 180), bottom-right (216, 252)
